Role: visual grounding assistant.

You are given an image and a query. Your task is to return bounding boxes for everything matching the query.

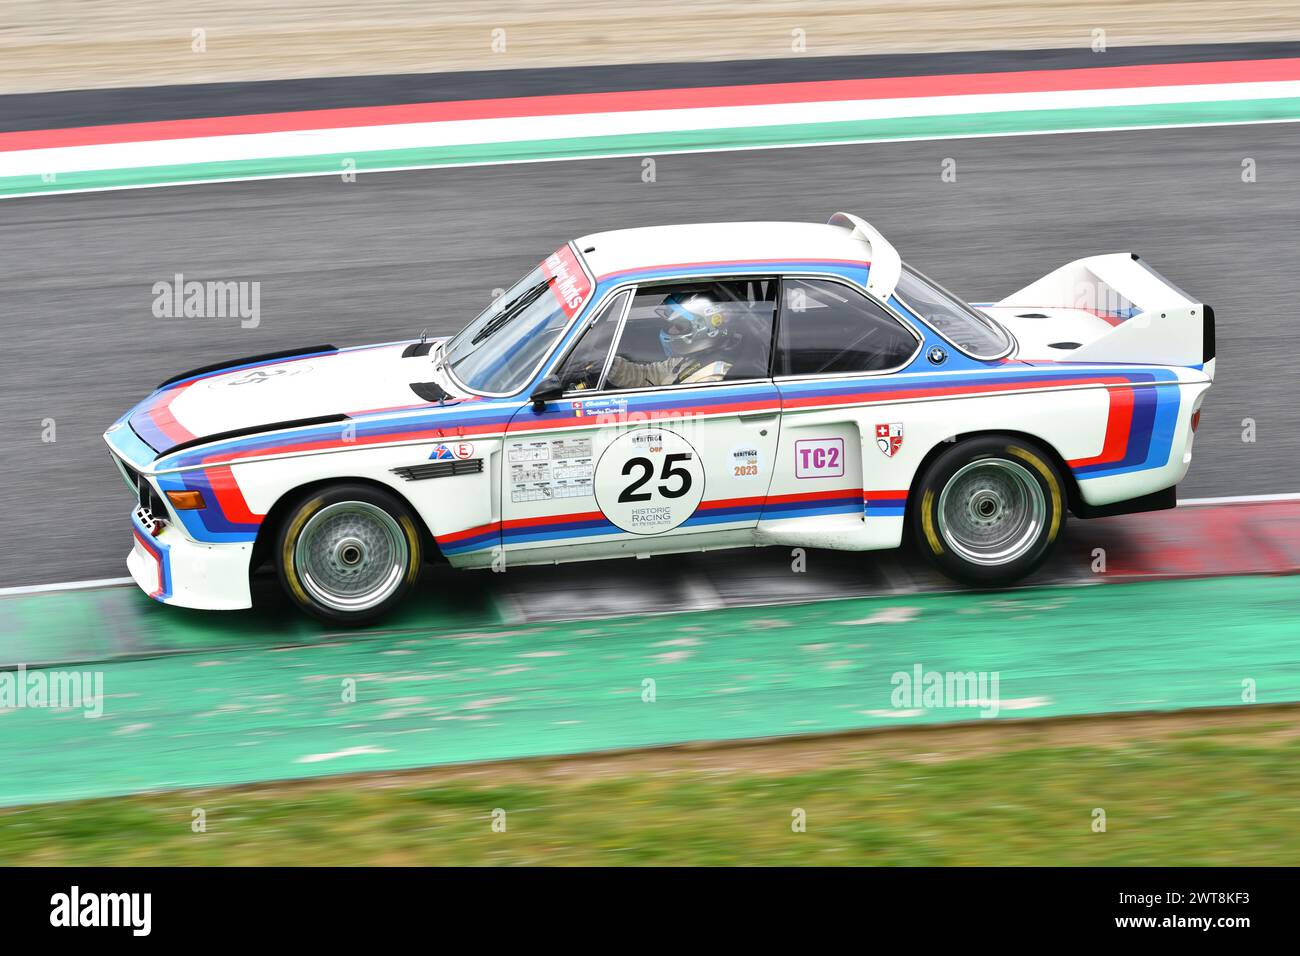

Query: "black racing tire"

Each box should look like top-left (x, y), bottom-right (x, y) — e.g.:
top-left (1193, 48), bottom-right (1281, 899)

top-left (910, 435), bottom-right (1067, 587)
top-left (276, 483), bottom-right (423, 626)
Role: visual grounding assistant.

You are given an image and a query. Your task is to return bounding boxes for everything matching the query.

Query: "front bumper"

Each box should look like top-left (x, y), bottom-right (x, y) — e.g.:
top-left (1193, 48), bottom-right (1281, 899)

top-left (128, 510), bottom-right (253, 610)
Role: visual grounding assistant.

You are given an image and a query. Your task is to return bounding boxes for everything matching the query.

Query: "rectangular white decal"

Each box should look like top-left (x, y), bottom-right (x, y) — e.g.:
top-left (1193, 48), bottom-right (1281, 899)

top-left (507, 438), bottom-right (595, 503)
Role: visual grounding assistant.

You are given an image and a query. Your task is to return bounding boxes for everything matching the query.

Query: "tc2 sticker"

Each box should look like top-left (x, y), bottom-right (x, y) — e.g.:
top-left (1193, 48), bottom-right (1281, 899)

top-left (795, 438), bottom-right (844, 478)
top-left (594, 427), bottom-right (706, 534)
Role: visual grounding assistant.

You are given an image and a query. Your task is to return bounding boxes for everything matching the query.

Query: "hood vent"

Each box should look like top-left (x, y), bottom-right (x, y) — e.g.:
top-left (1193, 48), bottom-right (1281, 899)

top-left (410, 381), bottom-right (452, 403)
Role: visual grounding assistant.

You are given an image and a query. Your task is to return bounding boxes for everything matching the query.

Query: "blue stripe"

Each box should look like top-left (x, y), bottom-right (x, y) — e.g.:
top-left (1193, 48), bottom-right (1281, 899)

top-left (762, 495), bottom-right (863, 515)
top-left (105, 421), bottom-right (158, 471)
top-left (1074, 382), bottom-right (1182, 479)
top-left (155, 472), bottom-right (259, 542)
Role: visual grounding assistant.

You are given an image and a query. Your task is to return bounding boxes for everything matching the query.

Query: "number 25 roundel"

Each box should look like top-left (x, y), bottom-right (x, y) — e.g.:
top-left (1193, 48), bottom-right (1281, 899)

top-left (876, 422), bottom-right (904, 458)
top-left (594, 427), bottom-right (706, 535)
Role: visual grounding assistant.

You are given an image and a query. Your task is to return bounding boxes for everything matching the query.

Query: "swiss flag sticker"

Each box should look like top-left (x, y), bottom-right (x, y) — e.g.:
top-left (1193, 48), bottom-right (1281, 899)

top-left (876, 423), bottom-right (904, 458)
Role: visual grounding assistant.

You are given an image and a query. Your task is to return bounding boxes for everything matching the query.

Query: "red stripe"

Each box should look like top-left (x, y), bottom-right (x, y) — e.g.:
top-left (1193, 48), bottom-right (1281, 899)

top-left (132, 531), bottom-right (165, 599)
top-left (508, 399), bottom-right (780, 433)
top-left (1067, 386), bottom-right (1136, 468)
top-left (6, 58), bottom-right (1297, 153)
top-left (190, 392), bottom-right (765, 464)
top-left (442, 489), bottom-right (848, 544)
top-left (438, 521), bottom-right (497, 545)
top-left (205, 465), bottom-right (264, 525)
top-left (865, 489), bottom-right (909, 501)
top-left (698, 494), bottom-right (768, 511)
top-left (183, 375), bottom-right (1128, 468)
top-left (1081, 307), bottom-right (1129, 327)
top-left (146, 382), bottom-right (198, 445)
top-left (783, 375), bottom-right (1132, 409)
top-left (191, 419), bottom-right (510, 467)
top-left (503, 509), bottom-right (606, 532)
top-left (766, 487), bottom-right (864, 506)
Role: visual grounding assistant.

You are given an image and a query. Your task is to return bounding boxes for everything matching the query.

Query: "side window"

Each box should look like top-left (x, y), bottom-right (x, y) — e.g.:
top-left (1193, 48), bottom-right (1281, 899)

top-left (604, 278), bottom-right (776, 389)
top-left (778, 279), bottom-right (917, 376)
top-left (556, 291), bottom-right (630, 392)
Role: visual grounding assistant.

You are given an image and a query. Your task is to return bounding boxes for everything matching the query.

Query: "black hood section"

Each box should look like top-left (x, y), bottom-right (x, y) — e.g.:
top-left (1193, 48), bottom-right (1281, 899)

top-left (156, 345), bottom-right (337, 390)
top-left (159, 414), bottom-right (351, 458)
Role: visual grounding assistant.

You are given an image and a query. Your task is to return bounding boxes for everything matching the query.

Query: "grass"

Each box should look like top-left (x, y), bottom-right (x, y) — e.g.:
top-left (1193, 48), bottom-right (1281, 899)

top-left (3, 723), bottom-right (1299, 865)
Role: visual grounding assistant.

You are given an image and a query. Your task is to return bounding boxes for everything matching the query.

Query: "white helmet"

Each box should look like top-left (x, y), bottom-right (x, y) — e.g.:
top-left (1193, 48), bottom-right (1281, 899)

top-left (657, 293), bottom-right (730, 357)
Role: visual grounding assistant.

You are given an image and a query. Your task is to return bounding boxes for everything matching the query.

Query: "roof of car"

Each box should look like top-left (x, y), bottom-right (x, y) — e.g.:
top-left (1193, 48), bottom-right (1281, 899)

top-left (574, 220), bottom-right (860, 277)
top-left (573, 214), bottom-right (901, 300)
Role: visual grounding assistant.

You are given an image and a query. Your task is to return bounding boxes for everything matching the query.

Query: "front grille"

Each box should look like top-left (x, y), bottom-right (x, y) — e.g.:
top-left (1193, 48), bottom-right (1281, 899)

top-left (391, 458), bottom-right (483, 481)
top-left (134, 504), bottom-right (163, 536)
top-left (112, 453), bottom-right (168, 516)
top-left (138, 475), bottom-right (168, 517)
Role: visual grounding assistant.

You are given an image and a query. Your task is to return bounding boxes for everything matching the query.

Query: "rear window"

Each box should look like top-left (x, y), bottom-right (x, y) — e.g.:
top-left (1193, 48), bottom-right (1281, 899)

top-left (895, 265), bottom-right (1011, 359)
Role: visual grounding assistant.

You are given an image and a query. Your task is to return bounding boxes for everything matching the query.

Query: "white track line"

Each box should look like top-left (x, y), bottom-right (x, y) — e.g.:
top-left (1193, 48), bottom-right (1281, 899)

top-left (0, 576), bottom-right (133, 597)
top-left (1177, 492), bottom-right (1300, 506)
top-left (3, 491), bottom-right (1297, 597)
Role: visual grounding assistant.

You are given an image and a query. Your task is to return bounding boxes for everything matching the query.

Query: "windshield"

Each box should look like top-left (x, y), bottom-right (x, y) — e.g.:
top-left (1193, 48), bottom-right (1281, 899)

top-left (445, 246), bottom-right (593, 394)
top-left (895, 264), bottom-right (1011, 359)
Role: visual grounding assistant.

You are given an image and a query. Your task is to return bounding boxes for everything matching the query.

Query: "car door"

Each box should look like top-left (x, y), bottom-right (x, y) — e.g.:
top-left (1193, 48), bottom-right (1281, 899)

top-left (760, 275), bottom-right (923, 549)
top-left (501, 276), bottom-right (782, 565)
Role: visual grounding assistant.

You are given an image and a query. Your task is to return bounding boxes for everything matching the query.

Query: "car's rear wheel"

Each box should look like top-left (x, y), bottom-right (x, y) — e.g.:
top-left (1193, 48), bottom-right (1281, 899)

top-left (276, 483), bottom-right (423, 625)
top-left (911, 436), bottom-right (1066, 587)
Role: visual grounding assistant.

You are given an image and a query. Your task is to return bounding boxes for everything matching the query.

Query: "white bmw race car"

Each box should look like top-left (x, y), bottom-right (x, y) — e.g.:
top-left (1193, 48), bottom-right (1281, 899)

top-left (105, 212), bottom-right (1214, 624)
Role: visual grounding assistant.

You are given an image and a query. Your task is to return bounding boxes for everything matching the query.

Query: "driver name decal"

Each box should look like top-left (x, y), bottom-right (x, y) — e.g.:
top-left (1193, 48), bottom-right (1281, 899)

top-left (541, 245), bottom-right (592, 318)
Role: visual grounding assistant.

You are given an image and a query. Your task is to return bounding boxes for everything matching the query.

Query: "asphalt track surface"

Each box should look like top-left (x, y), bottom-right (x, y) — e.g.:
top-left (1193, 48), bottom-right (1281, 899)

top-left (1, 122), bottom-right (1298, 587)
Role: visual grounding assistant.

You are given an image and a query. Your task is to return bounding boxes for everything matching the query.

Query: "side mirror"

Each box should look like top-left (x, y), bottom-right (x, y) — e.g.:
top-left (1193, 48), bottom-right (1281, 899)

top-left (530, 375), bottom-right (564, 413)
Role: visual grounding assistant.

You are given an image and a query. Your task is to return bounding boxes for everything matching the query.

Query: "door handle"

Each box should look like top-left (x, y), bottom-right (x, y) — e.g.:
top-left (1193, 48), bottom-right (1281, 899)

top-left (737, 410), bottom-right (778, 421)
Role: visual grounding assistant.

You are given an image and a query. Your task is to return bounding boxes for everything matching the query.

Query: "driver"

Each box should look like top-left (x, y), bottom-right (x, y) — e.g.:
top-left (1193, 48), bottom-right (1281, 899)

top-left (604, 292), bottom-right (742, 389)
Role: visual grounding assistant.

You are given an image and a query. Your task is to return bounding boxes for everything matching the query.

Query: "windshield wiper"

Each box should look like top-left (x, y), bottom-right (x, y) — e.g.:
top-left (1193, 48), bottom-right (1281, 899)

top-left (470, 279), bottom-right (553, 345)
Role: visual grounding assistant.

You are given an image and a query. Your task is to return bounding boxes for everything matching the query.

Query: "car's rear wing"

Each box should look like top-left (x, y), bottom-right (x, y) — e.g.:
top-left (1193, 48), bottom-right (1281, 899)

top-left (996, 253), bottom-right (1215, 377)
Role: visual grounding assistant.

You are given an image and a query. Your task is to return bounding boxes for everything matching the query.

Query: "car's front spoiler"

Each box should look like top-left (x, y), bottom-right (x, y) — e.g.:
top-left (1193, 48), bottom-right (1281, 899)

top-left (128, 510), bottom-right (253, 610)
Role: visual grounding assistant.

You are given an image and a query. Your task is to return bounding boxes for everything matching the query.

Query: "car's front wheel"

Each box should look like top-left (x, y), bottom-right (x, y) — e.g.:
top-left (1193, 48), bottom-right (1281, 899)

top-left (276, 483), bottom-right (423, 625)
top-left (911, 436), bottom-right (1066, 587)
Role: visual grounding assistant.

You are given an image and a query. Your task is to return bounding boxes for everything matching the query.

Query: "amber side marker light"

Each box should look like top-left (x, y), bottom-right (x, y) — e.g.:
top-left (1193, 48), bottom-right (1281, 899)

top-left (165, 490), bottom-right (206, 510)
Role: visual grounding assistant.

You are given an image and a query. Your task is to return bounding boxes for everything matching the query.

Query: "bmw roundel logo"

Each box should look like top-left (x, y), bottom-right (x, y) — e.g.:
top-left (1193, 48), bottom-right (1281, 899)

top-left (927, 346), bottom-right (948, 365)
